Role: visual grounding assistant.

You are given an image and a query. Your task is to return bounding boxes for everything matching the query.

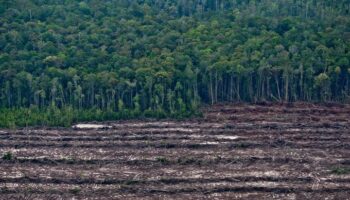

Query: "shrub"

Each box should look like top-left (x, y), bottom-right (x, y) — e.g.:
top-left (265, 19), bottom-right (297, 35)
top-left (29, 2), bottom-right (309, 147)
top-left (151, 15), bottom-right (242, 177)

top-left (2, 152), bottom-right (13, 160)
top-left (156, 157), bottom-right (169, 164)
top-left (331, 167), bottom-right (350, 175)
top-left (69, 187), bottom-right (81, 194)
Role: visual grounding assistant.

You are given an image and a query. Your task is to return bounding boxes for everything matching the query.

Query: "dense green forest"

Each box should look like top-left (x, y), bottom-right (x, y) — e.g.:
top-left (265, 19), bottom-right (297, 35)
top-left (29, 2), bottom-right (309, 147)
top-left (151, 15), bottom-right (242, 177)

top-left (0, 0), bottom-right (349, 127)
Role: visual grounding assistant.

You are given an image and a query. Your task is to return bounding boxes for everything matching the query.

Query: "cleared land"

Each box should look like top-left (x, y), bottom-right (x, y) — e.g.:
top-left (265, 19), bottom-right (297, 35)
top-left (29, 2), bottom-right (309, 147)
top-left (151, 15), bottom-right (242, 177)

top-left (1, 103), bottom-right (350, 199)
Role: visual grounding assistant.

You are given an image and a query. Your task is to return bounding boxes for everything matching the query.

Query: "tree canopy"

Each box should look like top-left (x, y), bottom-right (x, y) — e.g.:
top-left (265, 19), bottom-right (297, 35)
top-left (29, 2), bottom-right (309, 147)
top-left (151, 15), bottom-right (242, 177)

top-left (0, 0), bottom-right (349, 127)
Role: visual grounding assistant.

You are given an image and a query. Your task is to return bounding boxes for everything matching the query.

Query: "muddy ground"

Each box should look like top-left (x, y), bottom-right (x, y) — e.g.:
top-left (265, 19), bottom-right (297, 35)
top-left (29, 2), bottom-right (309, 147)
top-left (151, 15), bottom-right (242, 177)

top-left (0, 103), bottom-right (350, 199)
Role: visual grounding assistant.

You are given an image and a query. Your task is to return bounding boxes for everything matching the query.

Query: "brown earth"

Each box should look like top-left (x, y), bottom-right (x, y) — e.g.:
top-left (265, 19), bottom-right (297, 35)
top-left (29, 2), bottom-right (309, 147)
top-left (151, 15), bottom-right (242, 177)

top-left (1, 102), bottom-right (350, 199)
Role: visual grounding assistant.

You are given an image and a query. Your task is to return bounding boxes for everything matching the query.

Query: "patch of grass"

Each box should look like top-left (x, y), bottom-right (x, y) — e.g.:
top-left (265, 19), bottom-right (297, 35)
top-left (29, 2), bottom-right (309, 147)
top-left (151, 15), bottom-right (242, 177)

top-left (215, 156), bottom-right (222, 162)
top-left (0, 107), bottom-right (201, 128)
top-left (124, 180), bottom-right (139, 185)
top-left (69, 187), bottom-right (81, 194)
top-left (2, 152), bottom-right (13, 160)
top-left (156, 157), bottom-right (169, 164)
top-left (62, 157), bottom-right (76, 164)
top-left (331, 167), bottom-right (350, 175)
top-left (177, 157), bottom-right (202, 165)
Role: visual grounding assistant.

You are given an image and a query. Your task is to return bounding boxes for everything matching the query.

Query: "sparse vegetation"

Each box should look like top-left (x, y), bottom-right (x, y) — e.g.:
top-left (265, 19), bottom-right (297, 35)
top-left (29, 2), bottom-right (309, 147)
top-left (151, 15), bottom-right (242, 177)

top-left (0, 103), bottom-right (349, 198)
top-left (2, 152), bottom-right (13, 161)
top-left (69, 187), bottom-right (81, 195)
top-left (331, 167), bottom-right (350, 175)
top-left (156, 157), bottom-right (169, 164)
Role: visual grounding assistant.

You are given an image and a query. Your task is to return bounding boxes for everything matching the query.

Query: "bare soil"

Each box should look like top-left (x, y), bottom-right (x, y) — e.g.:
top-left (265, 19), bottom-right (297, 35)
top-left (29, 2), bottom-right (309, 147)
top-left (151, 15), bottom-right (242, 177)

top-left (1, 103), bottom-right (350, 199)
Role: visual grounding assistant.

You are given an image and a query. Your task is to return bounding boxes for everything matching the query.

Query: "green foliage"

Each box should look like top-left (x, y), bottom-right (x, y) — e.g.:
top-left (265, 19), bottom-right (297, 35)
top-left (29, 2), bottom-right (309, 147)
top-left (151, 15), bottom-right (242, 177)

top-left (0, 0), bottom-right (349, 127)
top-left (331, 167), bottom-right (350, 175)
top-left (0, 106), bottom-right (199, 128)
top-left (118, 99), bottom-right (125, 112)
top-left (69, 187), bottom-right (81, 195)
top-left (2, 152), bottom-right (13, 160)
top-left (315, 73), bottom-right (330, 88)
top-left (156, 157), bottom-right (169, 164)
top-left (314, 73), bottom-right (331, 101)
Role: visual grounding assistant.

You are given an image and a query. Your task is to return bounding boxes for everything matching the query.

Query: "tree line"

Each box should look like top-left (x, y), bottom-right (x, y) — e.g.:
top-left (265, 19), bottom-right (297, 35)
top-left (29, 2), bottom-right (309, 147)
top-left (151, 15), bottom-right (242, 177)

top-left (0, 0), bottom-right (349, 127)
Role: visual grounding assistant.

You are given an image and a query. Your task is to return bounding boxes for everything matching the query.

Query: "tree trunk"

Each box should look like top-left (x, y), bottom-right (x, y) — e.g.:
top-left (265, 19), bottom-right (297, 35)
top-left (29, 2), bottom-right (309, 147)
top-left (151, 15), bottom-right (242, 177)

top-left (230, 75), bottom-right (234, 101)
top-left (236, 77), bottom-right (241, 101)
top-left (209, 73), bottom-right (214, 105)
top-left (214, 71), bottom-right (218, 103)
top-left (274, 75), bottom-right (281, 102)
top-left (284, 74), bottom-right (289, 102)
